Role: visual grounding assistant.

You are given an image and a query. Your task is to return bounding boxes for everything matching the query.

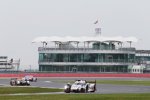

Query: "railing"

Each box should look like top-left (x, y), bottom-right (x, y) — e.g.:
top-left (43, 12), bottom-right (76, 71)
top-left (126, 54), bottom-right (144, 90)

top-left (39, 59), bottom-right (135, 63)
top-left (39, 62), bottom-right (134, 66)
top-left (38, 47), bottom-right (135, 54)
top-left (38, 47), bottom-right (135, 51)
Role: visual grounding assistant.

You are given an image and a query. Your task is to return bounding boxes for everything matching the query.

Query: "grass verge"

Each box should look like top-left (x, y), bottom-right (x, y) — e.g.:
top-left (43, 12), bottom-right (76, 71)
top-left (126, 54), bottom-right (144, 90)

top-left (0, 87), bottom-right (63, 94)
top-left (0, 93), bottom-right (150, 100)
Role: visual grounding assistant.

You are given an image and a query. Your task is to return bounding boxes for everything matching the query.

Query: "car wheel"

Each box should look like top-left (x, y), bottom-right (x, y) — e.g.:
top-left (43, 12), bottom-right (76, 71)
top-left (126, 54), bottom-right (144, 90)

top-left (34, 78), bottom-right (37, 82)
top-left (10, 82), bottom-right (13, 86)
top-left (27, 84), bottom-right (30, 86)
top-left (80, 88), bottom-right (85, 93)
top-left (11, 81), bottom-right (16, 86)
top-left (64, 88), bottom-right (70, 93)
top-left (85, 86), bottom-right (88, 93)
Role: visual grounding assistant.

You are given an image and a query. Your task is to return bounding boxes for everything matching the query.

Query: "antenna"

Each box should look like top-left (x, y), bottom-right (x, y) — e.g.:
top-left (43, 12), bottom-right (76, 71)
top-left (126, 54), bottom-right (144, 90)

top-left (127, 41), bottom-right (132, 48)
top-left (42, 41), bottom-right (47, 47)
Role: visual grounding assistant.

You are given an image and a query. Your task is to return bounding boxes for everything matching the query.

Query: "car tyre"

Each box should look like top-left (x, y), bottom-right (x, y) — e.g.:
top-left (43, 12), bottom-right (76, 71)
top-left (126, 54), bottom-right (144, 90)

top-left (64, 88), bottom-right (70, 93)
top-left (85, 86), bottom-right (88, 93)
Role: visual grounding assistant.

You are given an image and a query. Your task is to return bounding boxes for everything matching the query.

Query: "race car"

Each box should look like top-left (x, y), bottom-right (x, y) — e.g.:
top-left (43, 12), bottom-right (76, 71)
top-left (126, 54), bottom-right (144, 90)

top-left (23, 75), bottom-right (37, 82)
top-left (10, 78), bottom-right (30, 86)
top-left (64, 80), bottom-right (96, 93)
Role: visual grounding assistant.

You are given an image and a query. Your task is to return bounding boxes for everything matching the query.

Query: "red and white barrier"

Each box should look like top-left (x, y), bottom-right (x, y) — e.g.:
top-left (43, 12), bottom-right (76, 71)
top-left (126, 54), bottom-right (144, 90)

top-left (0, 73), bottom-right (150, 78)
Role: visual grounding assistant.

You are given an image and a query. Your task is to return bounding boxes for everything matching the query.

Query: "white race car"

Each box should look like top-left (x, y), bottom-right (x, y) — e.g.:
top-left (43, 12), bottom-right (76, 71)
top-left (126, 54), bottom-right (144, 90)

top-left (10, 78), bottom-right (30, 86)
top-left (23, 75), bottom-right (37, 82)
top-left (64, 80), bottom-right (96, 93)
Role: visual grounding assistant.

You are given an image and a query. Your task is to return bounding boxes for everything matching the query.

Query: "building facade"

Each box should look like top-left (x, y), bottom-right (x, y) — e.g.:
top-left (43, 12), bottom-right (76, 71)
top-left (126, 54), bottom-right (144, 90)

top-left (0, 56), bottom-right (20, 71)
top-left (0, 56), bottom-right (13, 70)
top-left (35, 36), bottom-right (137, 73)
top-left (135, 50), bottom-right (150, 73)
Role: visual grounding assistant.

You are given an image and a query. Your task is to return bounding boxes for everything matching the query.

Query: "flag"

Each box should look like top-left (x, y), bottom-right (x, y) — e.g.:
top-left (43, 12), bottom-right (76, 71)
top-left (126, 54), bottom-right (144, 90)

top-left (94, 20), bottom-right (98, 24)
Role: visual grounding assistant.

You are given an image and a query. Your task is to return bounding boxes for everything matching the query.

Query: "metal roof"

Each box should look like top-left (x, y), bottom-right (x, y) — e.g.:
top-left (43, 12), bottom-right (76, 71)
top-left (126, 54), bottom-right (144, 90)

top-left (32, 36), bottom-right (138, 43)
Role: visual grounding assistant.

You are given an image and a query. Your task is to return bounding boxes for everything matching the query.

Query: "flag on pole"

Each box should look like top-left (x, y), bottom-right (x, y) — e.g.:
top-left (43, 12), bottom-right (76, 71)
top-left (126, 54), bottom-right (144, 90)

top-left (94, 20), bottom-right (98, 24)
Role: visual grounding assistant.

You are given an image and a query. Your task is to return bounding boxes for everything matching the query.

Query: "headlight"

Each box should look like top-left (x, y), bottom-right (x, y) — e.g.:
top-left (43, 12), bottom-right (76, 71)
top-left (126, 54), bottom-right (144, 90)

top-left (17, 81), bottom-right (20, 84)
top-left (64, 85), bottom-right (68, 89)
top-left (27, 81), bottom-right (30, 84)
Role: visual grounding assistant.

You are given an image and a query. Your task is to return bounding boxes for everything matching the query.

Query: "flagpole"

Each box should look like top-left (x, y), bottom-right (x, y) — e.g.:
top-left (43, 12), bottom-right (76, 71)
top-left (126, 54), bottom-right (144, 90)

top-left (94, 19), bottom-right (101, 36)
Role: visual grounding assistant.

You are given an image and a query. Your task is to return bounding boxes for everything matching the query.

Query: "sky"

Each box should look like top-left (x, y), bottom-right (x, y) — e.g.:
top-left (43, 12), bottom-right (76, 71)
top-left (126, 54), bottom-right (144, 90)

top-left (0, 0), bottom-right (150, 70)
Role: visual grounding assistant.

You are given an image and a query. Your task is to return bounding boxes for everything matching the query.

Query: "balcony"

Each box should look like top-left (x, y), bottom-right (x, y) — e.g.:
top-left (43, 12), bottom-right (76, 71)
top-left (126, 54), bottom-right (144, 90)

top-left (39, 62), bottom-right (134, 66)
top-left (39, 59), bottom-right (135, 66)
top-left (38, 47), bottom-right (135, 54)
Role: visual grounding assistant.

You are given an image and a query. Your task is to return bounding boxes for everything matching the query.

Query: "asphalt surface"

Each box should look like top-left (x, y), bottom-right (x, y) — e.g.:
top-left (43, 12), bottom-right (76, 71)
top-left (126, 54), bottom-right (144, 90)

top-left (0, 77), bottom-right (150, 94)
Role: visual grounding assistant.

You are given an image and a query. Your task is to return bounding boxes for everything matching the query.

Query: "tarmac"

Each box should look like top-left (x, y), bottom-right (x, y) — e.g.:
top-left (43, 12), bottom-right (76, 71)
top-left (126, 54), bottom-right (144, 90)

top-left (0, 77), bottom-right (150, 94)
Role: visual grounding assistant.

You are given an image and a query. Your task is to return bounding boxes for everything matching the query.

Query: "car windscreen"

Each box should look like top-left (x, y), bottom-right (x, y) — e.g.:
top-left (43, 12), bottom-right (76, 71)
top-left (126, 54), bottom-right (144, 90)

top-left (73, 83), bottom-right (84, 85)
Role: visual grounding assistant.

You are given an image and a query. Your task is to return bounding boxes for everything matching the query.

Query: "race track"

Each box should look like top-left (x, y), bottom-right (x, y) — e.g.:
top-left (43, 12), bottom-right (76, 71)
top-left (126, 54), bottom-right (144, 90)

top-left (0, 77), bottom-right (150, 94)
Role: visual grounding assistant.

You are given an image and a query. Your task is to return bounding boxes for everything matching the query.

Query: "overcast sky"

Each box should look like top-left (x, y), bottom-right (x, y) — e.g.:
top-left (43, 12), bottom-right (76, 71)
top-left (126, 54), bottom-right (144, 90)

top-left (0, 0), bottom-right (150, 70)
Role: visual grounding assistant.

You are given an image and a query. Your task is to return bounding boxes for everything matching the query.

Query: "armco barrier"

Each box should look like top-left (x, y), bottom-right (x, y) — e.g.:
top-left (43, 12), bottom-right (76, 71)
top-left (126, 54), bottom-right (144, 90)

top-left (0, 73), bottom-right (150, 78)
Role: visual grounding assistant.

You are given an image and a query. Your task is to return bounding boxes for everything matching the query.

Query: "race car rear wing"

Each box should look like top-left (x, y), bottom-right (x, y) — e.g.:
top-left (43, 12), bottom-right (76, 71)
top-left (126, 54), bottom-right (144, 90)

top-left (86, 80), bottom-right (96, 84)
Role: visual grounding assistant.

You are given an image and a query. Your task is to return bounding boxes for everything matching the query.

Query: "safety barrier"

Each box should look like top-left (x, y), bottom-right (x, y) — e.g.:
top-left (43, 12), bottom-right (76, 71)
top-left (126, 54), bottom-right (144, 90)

top-left (0, 73), bottom-right (150, 78)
